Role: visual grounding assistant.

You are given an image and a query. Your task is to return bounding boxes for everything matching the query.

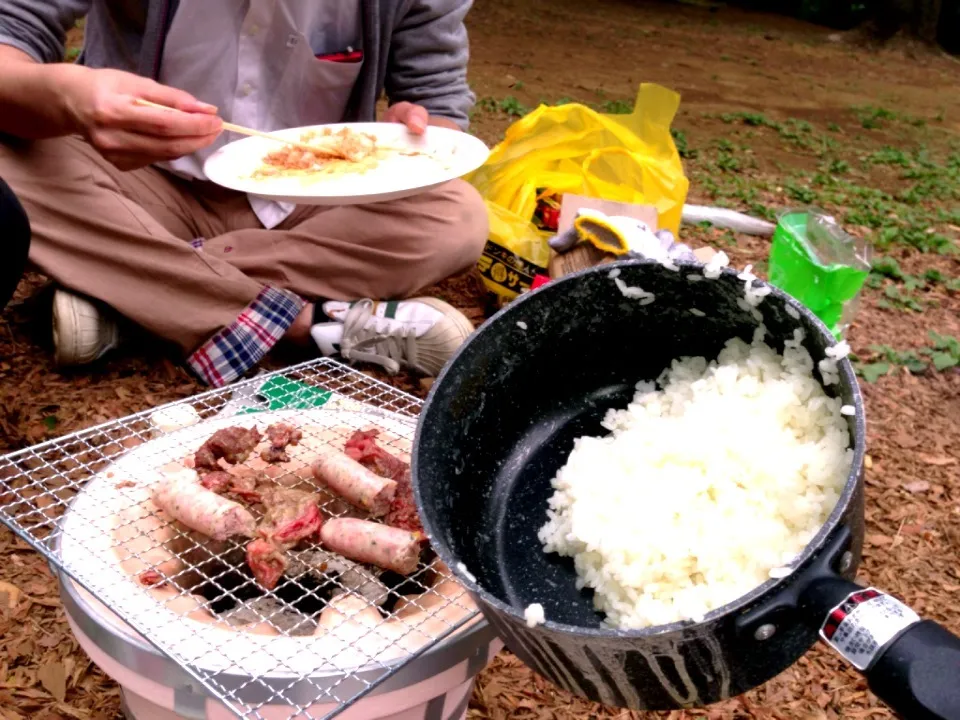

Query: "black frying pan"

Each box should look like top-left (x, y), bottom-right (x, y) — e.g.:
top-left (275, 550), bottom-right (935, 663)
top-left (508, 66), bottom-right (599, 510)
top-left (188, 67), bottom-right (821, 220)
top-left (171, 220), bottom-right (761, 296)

top-left (412, 259), bottom-right (960, 719)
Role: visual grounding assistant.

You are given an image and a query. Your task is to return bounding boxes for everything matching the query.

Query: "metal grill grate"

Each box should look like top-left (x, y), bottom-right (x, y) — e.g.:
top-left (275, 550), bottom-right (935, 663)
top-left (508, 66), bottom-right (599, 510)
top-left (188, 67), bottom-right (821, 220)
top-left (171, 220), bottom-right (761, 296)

top-left (0, 358), bottom-right (482, 720)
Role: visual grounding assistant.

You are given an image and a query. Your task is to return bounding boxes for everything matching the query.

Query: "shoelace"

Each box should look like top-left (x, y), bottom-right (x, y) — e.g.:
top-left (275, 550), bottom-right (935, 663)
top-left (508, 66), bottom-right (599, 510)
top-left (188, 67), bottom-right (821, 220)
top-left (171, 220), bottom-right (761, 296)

top-left (338, 300), bottom-right (421, 375)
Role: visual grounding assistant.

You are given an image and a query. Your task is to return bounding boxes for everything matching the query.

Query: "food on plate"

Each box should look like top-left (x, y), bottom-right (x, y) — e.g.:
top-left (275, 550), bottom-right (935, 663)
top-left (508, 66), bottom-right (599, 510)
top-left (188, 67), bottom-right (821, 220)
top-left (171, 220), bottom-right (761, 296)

top-left (311, 450), bottom-right (398, 517)
top-left (538, 330), bottom-right (853, 630)
top-left (193, 426), bottom-right (262, 471)
top-left (345, 429), bottom-right (422, 533)
top-left (319, 518), bottom-right (423, 575)
top-left (260, 422), bottom-right (303, 464)
top-left (257, 486), bottom-right (323, 549)
top-left (152, 469), bottom-right (257, 541)
top-left (252, 128), bottom-right (380, 180)
top-left (245, 538), bottom-right (289, 591)
top-left (248, 126), bottom-right (442, 185)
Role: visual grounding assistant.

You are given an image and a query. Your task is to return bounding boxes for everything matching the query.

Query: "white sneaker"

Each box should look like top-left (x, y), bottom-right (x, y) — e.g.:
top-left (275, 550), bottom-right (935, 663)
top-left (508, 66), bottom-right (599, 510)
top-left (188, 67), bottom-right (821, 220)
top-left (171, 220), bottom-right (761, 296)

top-left (52, 290), bottom-right (121, 366)
top-left (310, 298), bottom-right (475, 376)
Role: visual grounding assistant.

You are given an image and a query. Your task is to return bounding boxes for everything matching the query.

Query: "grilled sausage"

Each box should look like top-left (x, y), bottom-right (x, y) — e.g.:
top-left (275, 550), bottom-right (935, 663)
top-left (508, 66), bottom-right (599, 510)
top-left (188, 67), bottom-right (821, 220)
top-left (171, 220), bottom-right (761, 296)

top-left (311, 451), bottom-right (397, 517)
top-left (152, 471), bottom-right (257, 541)
top-left (319, 518), bottom-right (422, 576)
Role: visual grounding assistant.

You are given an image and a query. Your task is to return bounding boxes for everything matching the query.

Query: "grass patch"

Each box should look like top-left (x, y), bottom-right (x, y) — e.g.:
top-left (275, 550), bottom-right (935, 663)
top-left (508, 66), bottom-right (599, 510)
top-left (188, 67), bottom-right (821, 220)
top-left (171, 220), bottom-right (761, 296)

top-left (671, 129), bottom-right (698, 159)
top-left (599, 99), bottom-right (633, 114)
top-left (877, 284), bottom-right (924, 312)
top-left (476, 95), bottom-right (530, 118)
top-left (854, 333), bottom-right (960, 381)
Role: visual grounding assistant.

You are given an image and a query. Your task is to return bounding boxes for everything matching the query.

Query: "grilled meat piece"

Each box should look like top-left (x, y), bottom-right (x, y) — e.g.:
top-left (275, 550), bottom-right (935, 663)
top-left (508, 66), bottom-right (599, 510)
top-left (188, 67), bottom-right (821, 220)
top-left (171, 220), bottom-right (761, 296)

top-left (258, 486), bottom-right (323, 550)
top-left (245, 538), bottom-right (289, 591)
top-left (200, 470), bottom-right (261, 503)
top-left (260, 422), bottom-right (303, 464)
top-left (345, 429), bottom-right (422, 534)
top-left (194, 426), bottom-right (262, 471)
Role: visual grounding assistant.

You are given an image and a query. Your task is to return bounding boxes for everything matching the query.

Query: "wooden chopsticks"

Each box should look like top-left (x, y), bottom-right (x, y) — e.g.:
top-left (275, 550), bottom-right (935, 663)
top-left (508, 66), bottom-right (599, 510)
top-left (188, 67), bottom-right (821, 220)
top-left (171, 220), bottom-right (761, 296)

top-left (133, 98), bottom-right (346, 157)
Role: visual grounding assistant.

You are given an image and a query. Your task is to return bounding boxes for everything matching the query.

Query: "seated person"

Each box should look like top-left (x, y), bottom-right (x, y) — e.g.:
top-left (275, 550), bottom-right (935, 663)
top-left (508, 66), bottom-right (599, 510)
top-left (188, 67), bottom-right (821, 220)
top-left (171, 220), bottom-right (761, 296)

top-left (0, 0), bottom-right (487, 386)
top-left (0, 177), bottom-right (30, 312)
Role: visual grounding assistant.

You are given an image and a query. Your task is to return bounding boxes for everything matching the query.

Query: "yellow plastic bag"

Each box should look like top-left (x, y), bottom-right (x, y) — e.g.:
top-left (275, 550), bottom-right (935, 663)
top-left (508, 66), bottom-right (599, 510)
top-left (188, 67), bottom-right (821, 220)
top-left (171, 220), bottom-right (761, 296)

top-left (466, 83), bottom-right (690, 301)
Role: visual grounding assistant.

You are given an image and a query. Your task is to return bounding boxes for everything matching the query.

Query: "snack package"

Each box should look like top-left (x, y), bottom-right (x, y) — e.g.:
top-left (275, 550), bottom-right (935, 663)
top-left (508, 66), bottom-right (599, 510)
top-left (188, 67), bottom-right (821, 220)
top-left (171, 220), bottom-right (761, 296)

top-left (466, 83), bottom-right (690, 303)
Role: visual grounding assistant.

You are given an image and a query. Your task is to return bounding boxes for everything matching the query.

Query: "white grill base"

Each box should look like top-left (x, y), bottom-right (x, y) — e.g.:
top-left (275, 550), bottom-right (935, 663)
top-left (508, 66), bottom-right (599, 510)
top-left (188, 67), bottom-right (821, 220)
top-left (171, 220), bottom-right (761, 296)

top-left (69, 608), bottom-right (492, 720)
top-left (119, 682), bottom-right (474, 720)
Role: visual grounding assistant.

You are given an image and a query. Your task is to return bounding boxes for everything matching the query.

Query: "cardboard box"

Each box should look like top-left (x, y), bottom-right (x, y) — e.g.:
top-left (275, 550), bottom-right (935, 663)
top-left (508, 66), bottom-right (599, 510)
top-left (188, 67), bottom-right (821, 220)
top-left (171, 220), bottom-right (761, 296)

top-left (549, 194), bottom-right (717, 277)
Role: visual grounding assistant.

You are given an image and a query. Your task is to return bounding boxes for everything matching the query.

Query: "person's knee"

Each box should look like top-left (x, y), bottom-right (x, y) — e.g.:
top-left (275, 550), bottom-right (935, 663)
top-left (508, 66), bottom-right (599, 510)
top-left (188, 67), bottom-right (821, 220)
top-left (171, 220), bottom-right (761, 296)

top-left (426, 179), bottom-right (489, 273)
top-left (0, 136), bottom-right (97, 188)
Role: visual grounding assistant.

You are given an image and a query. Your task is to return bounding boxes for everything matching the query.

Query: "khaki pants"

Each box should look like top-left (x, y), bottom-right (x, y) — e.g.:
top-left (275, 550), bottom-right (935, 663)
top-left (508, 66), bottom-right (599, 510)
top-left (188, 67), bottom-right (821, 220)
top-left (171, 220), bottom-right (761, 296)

top-left (0, 136), bottom-right (488, 360)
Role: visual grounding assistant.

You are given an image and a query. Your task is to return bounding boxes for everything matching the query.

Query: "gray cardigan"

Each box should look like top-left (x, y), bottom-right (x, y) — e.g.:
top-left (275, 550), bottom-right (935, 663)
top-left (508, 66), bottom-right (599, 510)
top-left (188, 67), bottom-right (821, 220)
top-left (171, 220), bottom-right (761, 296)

top-left (0, 0), bottom-right (476, 129)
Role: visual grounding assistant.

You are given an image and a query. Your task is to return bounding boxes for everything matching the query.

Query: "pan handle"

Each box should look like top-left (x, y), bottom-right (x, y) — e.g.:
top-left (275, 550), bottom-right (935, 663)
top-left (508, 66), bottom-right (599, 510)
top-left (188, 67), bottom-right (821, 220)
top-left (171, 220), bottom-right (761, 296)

top-left (738, 526), bottom-right (960, 720)
top-left (802, 574), bottom-right (960, 720)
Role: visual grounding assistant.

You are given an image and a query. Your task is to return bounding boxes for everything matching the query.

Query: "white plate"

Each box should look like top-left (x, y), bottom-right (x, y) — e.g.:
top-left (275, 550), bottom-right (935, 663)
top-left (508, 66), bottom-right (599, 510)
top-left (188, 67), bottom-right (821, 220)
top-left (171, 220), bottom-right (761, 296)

top-left (202, 122), bottom-right (490, 206)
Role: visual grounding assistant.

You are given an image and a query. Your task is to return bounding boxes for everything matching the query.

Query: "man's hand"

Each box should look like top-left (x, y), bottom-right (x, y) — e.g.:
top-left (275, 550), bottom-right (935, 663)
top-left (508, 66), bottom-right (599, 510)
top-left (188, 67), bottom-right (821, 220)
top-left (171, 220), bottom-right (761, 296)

top-left (384, 102), bottom-right (461, 134)
top-left (61, 67), bottom-right (223, 170)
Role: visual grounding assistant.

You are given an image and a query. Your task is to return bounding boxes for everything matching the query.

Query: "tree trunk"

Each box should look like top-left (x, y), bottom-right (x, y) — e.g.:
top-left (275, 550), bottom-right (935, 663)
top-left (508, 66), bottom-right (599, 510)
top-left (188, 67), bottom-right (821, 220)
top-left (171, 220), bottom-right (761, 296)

top-left (869, 0), bottom-right (945, 44)
top-left (916, 0), bottom-right (943, 41)
top-left (939, 0), bottom-right (960, 52)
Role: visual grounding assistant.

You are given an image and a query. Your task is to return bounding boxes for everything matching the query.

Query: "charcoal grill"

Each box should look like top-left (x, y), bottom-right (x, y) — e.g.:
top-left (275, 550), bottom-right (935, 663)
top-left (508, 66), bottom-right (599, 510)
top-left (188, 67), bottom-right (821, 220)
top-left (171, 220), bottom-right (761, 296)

top-left (0, 359), bottom-right (500, 720)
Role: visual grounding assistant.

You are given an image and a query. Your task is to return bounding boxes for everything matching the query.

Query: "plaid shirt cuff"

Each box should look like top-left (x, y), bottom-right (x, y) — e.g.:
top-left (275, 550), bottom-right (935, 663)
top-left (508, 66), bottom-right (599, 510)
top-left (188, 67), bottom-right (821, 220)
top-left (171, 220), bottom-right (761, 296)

top-left (187, 286), bottom-right (306, 387)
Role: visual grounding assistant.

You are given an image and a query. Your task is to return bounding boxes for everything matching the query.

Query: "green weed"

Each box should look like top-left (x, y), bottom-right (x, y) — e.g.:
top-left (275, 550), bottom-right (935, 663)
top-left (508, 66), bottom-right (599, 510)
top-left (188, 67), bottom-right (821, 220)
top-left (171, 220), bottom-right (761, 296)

top-left (877, 285), bottom-right (924, 312)
top-left (671, 129), bottom-right (698, 159)
top-left (599, 99), bottom-right (633, 114)
top-left (856, 105), bottom-right (896, 129)
top-left (497, 96), bottom-right (529, 117)
top-left (854, 333), bottom-right (960, 381)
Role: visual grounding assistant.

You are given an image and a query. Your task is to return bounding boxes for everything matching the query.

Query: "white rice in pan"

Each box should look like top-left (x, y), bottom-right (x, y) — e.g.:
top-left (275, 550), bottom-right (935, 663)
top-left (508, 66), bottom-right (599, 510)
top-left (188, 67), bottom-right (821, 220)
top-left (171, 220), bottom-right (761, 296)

top-left (537, 331), bottom-right (853, 630)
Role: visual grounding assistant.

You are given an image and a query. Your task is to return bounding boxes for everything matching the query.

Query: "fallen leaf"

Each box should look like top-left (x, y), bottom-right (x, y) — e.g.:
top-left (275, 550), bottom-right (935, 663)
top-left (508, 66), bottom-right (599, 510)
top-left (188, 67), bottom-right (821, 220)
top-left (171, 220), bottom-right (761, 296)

top-left (892, 431), bottom-right (921, 449)
top-left (37, 661), bottom-right (66, 702)
top-left (0, 581), bottom-right (21, 610)
top-left (918, 454), bottom-right (956, 466)
top-left (904, 480), bottom-right (931, 493)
